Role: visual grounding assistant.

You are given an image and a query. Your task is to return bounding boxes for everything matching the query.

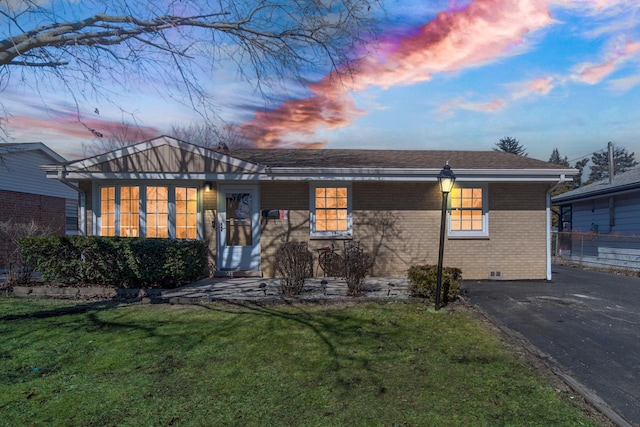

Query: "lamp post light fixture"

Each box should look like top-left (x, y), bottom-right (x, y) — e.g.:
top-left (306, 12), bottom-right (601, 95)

top-left (435, 162), bottom-right (456, 310)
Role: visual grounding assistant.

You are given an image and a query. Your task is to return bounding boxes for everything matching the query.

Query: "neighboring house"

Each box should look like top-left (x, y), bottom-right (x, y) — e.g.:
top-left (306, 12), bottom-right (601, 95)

top-left (552, 167), bottom-right (640, 234)
top-left (43, 136), bottom-right (575, 281)
top-left (552, 168), bottom-right (640, 270)
top-left (0, 143), bottom-right (79, 270)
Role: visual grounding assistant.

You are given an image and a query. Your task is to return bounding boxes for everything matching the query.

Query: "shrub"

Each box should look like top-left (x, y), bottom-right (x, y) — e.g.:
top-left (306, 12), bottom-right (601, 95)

top-left (0, 220), bottom-right (54, 286)
top-left (342, 241), bottom-right (372, 296)
top-left (407, 264), bottom-right (462, 305)
top-left (18, 236), bottom-right (207, 288)
top-left (274, 241), bottom-right (313, 296)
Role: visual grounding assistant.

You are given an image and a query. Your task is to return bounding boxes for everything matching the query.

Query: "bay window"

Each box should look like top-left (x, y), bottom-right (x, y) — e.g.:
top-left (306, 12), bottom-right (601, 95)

top-left (98, 184), bottom-right (199, 239)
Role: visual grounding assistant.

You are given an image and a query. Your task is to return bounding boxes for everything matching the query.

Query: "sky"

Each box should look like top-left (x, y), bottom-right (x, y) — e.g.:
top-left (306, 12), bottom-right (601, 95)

top-left (2, 0), bottom-right (640, 165)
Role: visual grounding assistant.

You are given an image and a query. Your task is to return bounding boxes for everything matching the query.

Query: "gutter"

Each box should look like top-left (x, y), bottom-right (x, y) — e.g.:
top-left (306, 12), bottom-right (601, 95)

top-left (546, 175), bottom-right (567, 281)
top-left (56, 167), bottom-right (86, 236)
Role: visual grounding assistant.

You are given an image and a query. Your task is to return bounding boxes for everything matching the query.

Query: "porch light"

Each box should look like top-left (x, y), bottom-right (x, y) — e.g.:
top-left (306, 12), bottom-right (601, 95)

top-left (437, 162), bottom-right (456, 194)
top-left (205, 182), bottom-right (212, 192)
top-left (435, 162), bottom-right (456, 311)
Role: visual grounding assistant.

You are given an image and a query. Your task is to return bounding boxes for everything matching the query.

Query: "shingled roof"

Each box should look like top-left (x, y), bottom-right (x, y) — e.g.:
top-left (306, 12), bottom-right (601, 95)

top-left (229, 148), bottom-right (568, 170)
top-left (44, 136), bottom-right (576, 183)
top-left (552, 167), bottom-right (640, 203)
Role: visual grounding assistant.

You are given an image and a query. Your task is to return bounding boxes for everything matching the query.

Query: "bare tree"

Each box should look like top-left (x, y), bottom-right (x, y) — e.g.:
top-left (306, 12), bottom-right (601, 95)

top-left (81, 120), bottom-right (156, 155)
top-left (170, 121), bottom-right (249, 152)
top-left (0, 0), bottom-right (381, 138)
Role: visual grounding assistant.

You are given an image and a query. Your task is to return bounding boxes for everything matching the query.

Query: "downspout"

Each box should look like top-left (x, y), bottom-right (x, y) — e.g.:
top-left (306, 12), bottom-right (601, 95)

top-left (56, 167), bottom-right (86, 236)
top-left (546, 174), bottom-right (566, 281)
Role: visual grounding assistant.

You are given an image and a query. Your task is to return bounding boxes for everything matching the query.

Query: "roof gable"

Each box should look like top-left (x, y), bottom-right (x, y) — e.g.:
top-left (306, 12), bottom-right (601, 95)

top-left (64, 136), bottom-right (262, 174)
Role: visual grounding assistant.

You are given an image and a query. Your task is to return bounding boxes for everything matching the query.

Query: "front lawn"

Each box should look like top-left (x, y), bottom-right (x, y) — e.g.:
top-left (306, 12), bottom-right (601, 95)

top-left (0, 298), bottom-right (606, 426)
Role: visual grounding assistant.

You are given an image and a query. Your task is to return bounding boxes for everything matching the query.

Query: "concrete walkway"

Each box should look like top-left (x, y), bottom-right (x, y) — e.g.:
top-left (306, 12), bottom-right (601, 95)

top-left (159, 276), bottom-right (411, 303)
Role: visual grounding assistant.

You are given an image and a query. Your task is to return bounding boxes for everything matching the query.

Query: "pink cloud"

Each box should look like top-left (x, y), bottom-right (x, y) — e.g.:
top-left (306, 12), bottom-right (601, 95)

top-left (7, 114), bottom-right (160, 143)
top-left (579, 60), bottom-right (617, 84)
top-left (574, 39), bottom-right (640, 85)
top-left (439, 98), bottom-right (507, 115)
top-left (237, 0), bottom-right (554, 148)
top-left (625, 40), bottom-right (640, 55)
top-left (526, 77), bottom-right (555, 95)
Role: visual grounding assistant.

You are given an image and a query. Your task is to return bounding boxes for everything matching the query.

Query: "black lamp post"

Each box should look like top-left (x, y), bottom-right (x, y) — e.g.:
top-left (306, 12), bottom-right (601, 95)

top-left (435, 162), bottom-right (456, 310)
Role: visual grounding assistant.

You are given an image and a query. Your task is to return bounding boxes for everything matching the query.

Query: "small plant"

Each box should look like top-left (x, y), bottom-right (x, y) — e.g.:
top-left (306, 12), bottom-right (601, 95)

top-left (407, 264), bottom-right (462, 306)
top-left (342, 241), bottom-right (372, 296)
top-left (273, 241), bottom-right (313, 296)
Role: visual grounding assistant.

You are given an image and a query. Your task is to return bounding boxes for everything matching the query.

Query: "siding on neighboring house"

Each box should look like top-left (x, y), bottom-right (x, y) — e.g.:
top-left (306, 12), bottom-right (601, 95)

top-left (0, 149), bottom-right (75, 199)
top-left (570, 191), bottom-right (640, 235)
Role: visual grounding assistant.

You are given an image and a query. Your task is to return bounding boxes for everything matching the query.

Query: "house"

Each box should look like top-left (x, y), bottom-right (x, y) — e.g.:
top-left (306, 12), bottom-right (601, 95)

top-left (552, 167), bottom-right (640, 234)
top-left (0, 143), bottom-right (79, 270)
top-left (552, 167), bottom-right (640, 270)
top-left (43, 136), bottom-right (576, 281)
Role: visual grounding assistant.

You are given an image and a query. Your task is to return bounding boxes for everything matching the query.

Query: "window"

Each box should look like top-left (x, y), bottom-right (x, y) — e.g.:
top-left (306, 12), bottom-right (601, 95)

top-left (176, 187), bottom-right (198, 239)
top-left (310, 184), bottom-right (352, 238)
top-left (120, 186), bottom-right (139, 237)
top-left (98, 184), bottom-right (199, 239)
top-left (146, 186), bottom-right (169, 238)
top-left (100, 187), bottom-right (115, 236)
top-left (448, 185), bottom-right (488, 237)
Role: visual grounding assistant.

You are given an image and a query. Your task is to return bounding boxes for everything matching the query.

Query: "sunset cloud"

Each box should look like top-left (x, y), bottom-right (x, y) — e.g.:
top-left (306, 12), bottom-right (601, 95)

top-left (573, 39), bottom-right (640, 84)
top-left (237, 0), bottom-right (554, 147)
top-left (6, 114), bottom-right (160, 157)
top-left (438, 98), bottom-right (507, 116)
top-left (437, 75), bottom-right (554, 116)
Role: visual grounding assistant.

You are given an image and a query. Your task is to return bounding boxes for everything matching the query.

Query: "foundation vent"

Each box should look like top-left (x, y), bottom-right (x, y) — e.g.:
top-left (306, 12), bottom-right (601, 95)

top-left (489, 271), bottom-right (502, 280)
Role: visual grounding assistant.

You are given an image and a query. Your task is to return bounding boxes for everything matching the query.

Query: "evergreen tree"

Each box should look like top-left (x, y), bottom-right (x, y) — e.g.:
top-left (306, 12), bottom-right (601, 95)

top-left (494, 137), bottom-right (527, 156)
top-left (548, 148), bottom-right (569, 166)
top-left (587, 143), bottom-right (638, 183)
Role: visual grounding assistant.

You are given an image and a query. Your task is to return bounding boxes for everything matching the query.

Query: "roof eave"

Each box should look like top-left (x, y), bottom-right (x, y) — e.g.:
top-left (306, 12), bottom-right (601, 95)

top-left (52, 167), bottom-right (576, 183)
top-left (553, 183), bottom-right (640, 204)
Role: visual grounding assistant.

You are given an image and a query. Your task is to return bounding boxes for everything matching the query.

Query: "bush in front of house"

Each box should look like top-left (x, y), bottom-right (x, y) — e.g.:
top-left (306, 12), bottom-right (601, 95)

top-left (407, 264), bottom-right (462, 305)
top-left (342, 241), bottom-right (372, 296)
top-left (18, 236), bottom-right (207, 288)
top-left (273, 241), bottom-right (313, 296)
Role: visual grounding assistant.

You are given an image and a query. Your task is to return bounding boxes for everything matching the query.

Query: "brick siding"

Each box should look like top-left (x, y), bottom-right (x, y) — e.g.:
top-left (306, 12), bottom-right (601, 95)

top-left (0, 189), bottom-right (66, 269)
top-left (256, 182), bottom-right (551, 280)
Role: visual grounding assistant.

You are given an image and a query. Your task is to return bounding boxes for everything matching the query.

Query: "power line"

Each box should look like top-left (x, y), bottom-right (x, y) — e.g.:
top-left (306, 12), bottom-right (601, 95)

top-left (568, 147), bottom-right (606, 164)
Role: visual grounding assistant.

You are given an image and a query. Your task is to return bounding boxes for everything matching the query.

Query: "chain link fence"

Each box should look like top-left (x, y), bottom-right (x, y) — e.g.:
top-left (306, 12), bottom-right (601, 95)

top-left (552, 231), bottom-right (640, 272)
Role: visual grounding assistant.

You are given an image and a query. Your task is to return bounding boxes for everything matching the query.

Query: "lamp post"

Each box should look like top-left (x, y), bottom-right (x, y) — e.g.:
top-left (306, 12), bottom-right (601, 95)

top-left (435, 162), bottom-right (456, 310)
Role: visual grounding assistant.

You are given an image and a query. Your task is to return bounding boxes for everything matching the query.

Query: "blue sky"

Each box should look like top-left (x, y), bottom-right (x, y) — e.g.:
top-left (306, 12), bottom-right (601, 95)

top-left (3, 0), bottom-right (640, 165)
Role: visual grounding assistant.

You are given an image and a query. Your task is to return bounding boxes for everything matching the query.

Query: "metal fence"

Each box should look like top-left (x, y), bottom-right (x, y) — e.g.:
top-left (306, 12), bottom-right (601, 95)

top-left (552, 231), bottom-right (640, 272)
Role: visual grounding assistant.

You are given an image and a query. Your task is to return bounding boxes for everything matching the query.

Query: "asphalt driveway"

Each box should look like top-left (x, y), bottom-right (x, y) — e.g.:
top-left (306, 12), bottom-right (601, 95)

top-left (462, 264), bottom-right (640, 426)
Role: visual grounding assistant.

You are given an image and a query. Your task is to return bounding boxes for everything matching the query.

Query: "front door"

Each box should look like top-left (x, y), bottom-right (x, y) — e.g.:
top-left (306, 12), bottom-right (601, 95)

top-left (217, 185), bottom-right (260, 272)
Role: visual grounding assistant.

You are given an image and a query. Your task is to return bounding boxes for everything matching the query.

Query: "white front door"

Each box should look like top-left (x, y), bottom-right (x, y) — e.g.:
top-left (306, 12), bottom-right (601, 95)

top-left (217, 185), bottom-right (260, 272)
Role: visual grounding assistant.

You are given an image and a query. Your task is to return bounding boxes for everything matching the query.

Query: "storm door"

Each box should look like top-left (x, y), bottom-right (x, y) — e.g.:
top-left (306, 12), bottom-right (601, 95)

top-left (217, 185), bottom-right (260, 272)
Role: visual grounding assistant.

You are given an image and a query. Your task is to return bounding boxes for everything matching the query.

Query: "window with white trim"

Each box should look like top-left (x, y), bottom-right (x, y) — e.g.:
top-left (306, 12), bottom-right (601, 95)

top-left (310, 184), bottom-right (352, 238)
top-left (448, 184), bottom-right (489, 237)
top-left (98, 184), bottom-right (199, 239)
top-left (100, 187), bottom-right (116, 236)
top-left (146, 186), bottom-right (169, 238)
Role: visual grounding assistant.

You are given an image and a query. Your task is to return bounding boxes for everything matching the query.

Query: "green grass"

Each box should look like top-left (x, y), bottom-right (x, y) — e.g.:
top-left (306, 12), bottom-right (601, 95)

top-left (0, 298), bottom-right (604, 427)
